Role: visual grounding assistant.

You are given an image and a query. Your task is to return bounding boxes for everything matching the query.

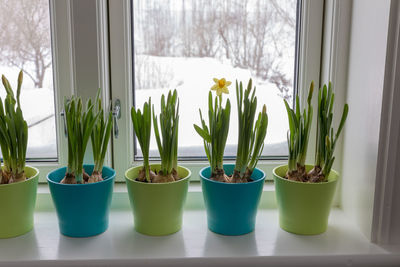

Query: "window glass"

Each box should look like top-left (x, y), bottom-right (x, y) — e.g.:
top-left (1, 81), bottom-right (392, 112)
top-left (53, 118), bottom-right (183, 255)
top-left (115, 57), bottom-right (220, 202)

top-left (0, 0), bottom-right (57, 159)
top-left (132, 0), bottom-right (297, 159)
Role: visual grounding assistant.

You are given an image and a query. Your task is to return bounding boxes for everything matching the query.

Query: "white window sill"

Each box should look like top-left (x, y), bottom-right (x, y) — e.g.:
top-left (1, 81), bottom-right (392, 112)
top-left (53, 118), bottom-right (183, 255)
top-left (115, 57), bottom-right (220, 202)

top-left (1, 187), bottom-right (399, 266)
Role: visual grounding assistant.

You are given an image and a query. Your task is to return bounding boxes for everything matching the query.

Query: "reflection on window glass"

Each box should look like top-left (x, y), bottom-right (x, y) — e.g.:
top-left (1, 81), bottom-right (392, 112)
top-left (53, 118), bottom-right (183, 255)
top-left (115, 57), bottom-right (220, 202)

top-left (0, 0), bottom-right (57, 159)
top-left (133, 0), bottom-right (297, 158)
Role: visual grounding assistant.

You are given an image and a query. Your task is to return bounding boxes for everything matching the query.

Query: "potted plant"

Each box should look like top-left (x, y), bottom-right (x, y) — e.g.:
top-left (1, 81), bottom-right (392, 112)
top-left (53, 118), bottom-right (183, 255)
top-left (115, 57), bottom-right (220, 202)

top-left (273, 82), bottom-right (349, 235)
top-left (125, 90), bottom-right (191, 236)
top-left (0, 71), bottom-right (39, 238)
top-left (194, 78), bottom-right (268, 235)
top-left (47, 91), bottom-right (115, 237)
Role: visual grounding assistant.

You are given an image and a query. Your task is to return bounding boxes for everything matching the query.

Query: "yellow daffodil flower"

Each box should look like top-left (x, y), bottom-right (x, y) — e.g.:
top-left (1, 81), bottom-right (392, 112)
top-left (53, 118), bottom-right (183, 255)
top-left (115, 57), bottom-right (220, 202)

top-left (211, 78), bottom-right (231, 96)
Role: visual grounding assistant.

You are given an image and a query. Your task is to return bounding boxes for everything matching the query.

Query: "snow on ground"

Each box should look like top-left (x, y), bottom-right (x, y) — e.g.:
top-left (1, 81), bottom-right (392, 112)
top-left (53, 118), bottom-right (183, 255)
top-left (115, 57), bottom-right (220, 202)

top-left (0, 55), bottom-right (290, 160)
top-left (136, 56), bottom-right (289, 157)
top-left (20, 89), bottom-right (57, 158)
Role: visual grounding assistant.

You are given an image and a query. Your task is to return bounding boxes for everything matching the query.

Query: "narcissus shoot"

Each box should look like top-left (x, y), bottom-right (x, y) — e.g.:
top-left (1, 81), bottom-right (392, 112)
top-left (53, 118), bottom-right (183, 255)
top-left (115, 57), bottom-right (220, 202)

top-left (308, 83), bottom-right (349, 182)
top-left (89, 90), bottom-right (113, 183)
top-left (283, 81), bottom-right (349, 183)
top-left (194, 78), bottom-right (231, 182)
top-left (62, 95), bottom-right (99, 184)
top-left (131, 98), bottom-right (153, 182)
top-left (232, 79), bottom-right (268, 183)
top-left (152, 90), bottom-right (180, 183)
top-left (0, 71), bottom-right (28, 184)
top-left (283, 81), bottom-right (314, 182)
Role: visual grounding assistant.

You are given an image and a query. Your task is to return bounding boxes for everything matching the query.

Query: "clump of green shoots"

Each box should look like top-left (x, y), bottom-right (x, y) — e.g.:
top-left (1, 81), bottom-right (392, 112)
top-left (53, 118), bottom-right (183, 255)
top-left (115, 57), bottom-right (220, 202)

top-left (61, 96), bottom-right (99, 184)
top-left (88, 90), bottom-right (113, 183)
top-left (284, 81), bottom-right (314, 182)
top-left (232, 79), bottom-right (268, 183)
top-left (283, 81), bottom-right (349, 183)
top-left (131, 97), bottom-right (154, 182)
top-left (0, 71), bottom-right (28, 184)
top-left (194, 78), bottom-right (231, 182)
top-left (152, 90), bottom-right (180, 183)
top-left (308, 83), bottom-right (348, 182)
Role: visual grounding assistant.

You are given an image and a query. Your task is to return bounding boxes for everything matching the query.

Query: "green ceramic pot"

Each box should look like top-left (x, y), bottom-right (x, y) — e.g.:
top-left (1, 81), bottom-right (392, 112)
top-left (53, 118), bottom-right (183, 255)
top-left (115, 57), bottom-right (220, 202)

top-left (0, 166), bottom-right (39, 238)
top-left (273, 164), bottom-right (338, 235)
top-left (125, 164), bottom-right (191, 236)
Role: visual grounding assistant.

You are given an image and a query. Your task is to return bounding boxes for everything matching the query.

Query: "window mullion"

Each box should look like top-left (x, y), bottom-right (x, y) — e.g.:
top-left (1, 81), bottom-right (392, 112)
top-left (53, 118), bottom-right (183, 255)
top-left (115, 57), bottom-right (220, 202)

top-left (297, 0), bottom-right (324, 165)
top-left (108, 0), bottom-right (135, 181)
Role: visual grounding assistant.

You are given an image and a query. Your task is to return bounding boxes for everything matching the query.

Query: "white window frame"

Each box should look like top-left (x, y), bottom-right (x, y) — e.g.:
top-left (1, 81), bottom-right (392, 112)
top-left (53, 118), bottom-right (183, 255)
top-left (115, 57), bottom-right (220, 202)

top-left (319, 0), bottom-right (400, 244)
top-left (31, 0), bottom-right (111, 182)
top-left (29, 0), bottom-right (73, 181)
top-left (109, 0), bottom-right (324, 182)
top-left (370, 0), bottom-right (400, 245)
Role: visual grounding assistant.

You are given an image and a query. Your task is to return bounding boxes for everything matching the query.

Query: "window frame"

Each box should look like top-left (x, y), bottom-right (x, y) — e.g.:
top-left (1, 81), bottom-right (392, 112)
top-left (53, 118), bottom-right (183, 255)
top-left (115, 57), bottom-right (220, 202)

top-left (27, 0), bottom-right (112, 182)
top-left (0, 0), bottom-right (71, 176)
top-left (25, 0), bottom-right (73, 182)
top-left (108, 0), bottom-right (324, 182)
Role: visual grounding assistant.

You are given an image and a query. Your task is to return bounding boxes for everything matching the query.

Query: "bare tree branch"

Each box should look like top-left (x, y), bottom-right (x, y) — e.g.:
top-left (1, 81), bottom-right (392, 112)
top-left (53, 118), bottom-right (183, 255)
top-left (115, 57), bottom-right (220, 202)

top-left (0, 0), bottom-right (51, 88)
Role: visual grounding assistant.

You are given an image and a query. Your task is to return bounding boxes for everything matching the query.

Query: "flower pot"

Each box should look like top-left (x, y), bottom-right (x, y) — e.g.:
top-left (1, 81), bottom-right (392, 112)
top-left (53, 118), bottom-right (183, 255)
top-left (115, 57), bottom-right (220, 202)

top-left (125, 164), bottom-right (191, 236)
top-left (200, 164), bottom-right (265, 236)
top-left (273, 164), bottom-right (339, 235)
top-left (47, 164), bottom-right (115, 237)
top-left (0, 166), bottom-right (39, 238)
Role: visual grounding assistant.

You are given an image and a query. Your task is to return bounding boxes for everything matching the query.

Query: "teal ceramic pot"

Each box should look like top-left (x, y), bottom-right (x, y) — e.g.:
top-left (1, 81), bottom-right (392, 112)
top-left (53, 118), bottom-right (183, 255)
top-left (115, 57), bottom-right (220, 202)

top-left (200, 164), bottom-right (265, 235)
top-left (47, 164), bottom-right (115, 237)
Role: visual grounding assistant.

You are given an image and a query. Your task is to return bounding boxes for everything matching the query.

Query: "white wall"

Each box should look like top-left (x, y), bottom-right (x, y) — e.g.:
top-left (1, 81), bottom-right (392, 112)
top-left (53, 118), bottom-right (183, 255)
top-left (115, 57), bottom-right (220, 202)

top-left (341, 0), bottom-right (390, 239)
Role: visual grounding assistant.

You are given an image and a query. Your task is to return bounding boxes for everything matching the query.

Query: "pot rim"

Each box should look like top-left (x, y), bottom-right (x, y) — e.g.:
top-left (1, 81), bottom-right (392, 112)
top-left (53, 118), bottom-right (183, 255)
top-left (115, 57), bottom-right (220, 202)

top-left (46, 164), bottom-right (116, 187)
top-left (125, 164), bottom-right (191, 185)
top-left (199, 164), bottom-right (266, 185)
top-left (272, 164), bottom-right (338, 185)
top-left (0, 165), bottom-right (39, 188)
